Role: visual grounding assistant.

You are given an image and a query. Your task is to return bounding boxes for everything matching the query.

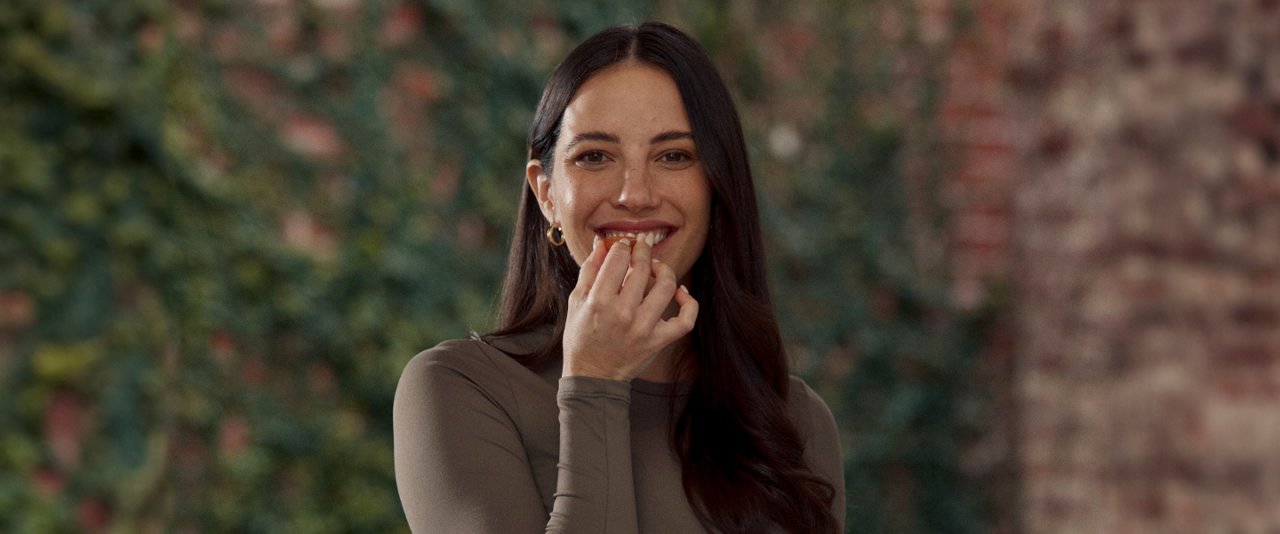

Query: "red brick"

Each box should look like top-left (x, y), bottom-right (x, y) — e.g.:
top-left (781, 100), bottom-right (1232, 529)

top-left (1215, 344), bottom-right (1278, 367)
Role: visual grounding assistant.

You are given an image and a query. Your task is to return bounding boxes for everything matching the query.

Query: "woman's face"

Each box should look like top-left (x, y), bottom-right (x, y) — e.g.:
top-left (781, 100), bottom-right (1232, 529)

top-left (528, 62), bottom-right (711, 283)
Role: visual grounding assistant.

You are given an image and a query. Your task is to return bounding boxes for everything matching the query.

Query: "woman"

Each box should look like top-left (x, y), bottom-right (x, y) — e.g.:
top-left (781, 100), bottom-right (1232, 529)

top-left (394, 22), bottom-right (844, 533)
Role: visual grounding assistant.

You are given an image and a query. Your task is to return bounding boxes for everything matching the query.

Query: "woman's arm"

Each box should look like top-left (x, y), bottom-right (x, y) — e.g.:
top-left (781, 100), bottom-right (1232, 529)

top-left (393, 347), bottom-right (640, 534)
top-left (796, 380), bottom-right (847, 531)
top-left (393, 352), bottom-right (548, 532)
top-left (547, 376), bottom-right (637, 532)
top-left (394, 237), bottom-right (695, 532)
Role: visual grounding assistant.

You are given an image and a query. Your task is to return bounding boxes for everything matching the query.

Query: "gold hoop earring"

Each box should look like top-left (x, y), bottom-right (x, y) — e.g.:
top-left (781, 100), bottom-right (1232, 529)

top-left (546, 223), bottom-right (565, 247)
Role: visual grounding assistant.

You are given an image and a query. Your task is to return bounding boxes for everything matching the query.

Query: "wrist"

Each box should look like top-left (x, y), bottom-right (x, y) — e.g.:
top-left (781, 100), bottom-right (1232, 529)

top-left (562, 360), bottom-right (632, 381)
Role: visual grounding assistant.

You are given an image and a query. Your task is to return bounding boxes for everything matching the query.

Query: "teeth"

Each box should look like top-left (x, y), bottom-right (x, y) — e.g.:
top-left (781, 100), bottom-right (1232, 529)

top-left (603, 230), bottom-right (669, 245)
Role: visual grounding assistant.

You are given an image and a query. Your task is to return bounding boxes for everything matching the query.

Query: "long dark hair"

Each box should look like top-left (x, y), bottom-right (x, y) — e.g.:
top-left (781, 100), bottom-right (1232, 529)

top-left (489, 22), bottom-right (837, 533)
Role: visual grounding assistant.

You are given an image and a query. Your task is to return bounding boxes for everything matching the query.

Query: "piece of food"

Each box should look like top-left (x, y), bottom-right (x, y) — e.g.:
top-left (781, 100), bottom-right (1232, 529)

top-left (603, 234), bottom-right (629, 251)
top-left (601, 230), bottom-right (666, 251)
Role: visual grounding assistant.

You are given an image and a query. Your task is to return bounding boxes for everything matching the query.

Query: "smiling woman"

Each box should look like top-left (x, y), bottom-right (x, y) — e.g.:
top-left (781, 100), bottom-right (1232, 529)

top-left (526, 62), bottom-right (710, 383)
top-left (393, 22), bottom-right (844, 533)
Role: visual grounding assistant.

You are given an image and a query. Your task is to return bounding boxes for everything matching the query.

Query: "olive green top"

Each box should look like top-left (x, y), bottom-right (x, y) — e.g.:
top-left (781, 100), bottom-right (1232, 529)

top-left (393, 327), bottom-right (845, 533)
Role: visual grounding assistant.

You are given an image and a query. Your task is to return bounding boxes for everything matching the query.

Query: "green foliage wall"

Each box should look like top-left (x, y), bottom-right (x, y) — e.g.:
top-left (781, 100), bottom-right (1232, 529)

top-left (0, 0), bottom-right (996, 532)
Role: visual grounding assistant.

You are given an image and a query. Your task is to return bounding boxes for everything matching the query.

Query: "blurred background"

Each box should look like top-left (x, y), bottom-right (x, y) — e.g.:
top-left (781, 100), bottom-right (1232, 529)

top-left (1, 0), bottom-right (1276, 532)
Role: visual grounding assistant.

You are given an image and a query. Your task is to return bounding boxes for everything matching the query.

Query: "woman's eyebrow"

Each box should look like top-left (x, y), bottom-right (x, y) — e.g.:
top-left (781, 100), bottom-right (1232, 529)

top-left (563, 131), bottom-right (619, 153)
top-left (563, 130), bottom-right (693, 153)
top-left (650, 130), bottom-right (692, 144)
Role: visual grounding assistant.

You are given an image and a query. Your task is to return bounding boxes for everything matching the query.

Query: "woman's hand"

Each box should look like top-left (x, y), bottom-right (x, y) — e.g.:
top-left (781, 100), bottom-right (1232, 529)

top-left (562, 235), bottom-right (699, 380)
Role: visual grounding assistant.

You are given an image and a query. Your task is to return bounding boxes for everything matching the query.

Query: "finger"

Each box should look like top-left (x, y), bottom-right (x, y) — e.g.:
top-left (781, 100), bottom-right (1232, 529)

top-left (644, 261), bottom-right (658, 295)
top-left (635, 259), bottom-right (678, 326)
top-left (594, 237), bottom-right (633, 296)
top-left (574, 235), bottom-right (606, 296)
top-left (653, 284), bottom-right (698, 341)
top-left (619, 234), bottom-right (654, 305)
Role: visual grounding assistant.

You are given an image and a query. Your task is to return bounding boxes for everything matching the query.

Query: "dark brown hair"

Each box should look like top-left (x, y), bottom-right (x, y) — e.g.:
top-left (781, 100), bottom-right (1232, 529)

top-left (489, 22), bottom-right (837, 533)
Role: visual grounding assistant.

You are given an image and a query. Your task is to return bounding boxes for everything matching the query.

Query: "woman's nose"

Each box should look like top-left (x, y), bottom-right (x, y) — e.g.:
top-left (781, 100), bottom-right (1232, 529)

top-left (615, 165), bottom-right (659, 211)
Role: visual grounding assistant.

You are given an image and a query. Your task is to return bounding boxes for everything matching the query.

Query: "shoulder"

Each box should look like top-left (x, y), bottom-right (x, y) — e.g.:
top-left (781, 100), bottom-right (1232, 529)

top-left (785, 376), bottom-right (833, 419)
top-left (399, 334), bottom-right (541, 387)
top-left (400, 337), bottom-right (500, 383)
top-left (396, 329), bottom-right (559, 408)
top-left (785, 376), bottom-right (839, 444)
top-left (393, 338), bottom-right (529, 439)
top-left (405, 321), bottom-right (554, 374)
top-left (396, 338), bottom-right (502, 405)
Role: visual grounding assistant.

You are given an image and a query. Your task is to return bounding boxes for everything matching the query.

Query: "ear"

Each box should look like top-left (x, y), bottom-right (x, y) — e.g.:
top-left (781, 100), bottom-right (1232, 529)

top-left (526, 159), bottom-right (556, 224)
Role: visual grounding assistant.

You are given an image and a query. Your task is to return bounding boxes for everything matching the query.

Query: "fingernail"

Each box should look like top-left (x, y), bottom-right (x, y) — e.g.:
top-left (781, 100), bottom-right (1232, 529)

top-left (680, 284), bottom-right (689, 294)
top-left (652, 258), bottom-right (660, 263)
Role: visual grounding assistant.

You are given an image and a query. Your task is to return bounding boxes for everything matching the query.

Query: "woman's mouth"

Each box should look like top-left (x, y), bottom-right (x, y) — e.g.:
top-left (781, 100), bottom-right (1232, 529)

top-left (601, 229), bottom-right (672, 250)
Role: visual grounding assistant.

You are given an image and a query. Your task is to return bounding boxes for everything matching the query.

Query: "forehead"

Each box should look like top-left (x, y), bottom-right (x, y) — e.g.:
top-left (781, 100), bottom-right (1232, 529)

top-left (559, 63), bottom-right (692, 138)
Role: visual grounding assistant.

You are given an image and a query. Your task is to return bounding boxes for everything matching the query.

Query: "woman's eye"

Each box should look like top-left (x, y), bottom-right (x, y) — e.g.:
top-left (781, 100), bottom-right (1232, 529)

top-left (575, 150), bottom-right (609, 166)
top-left (659, 151), bottom-right (694, 167)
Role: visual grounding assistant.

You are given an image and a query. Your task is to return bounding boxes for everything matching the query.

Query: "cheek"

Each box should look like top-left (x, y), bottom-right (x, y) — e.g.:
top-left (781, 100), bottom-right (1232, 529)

top-left (556, 190), bottom-right (591, 232)
top-left (556, 172), bottom-right (613, 224)
top-left (551, 179), bottom-right (582, 221)
top-left (552, 182), bottom-right (595, 262)
top-left (685, 176), bottom-right (712, 228)
top-left (675, 176), bottom-right (712, 258)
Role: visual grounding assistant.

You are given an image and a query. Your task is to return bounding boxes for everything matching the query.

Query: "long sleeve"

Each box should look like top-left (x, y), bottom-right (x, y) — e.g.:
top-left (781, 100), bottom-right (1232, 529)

top-left (393, 352), bottom-right (549, 532)
top-left (393, 344), bottom-right (640, 534)
top-left (794, 379), bottom-right (847, 531)
top-left (393, 340), bottom-right (842, 533)
top-left (547, 377), bottom-right (638, 534)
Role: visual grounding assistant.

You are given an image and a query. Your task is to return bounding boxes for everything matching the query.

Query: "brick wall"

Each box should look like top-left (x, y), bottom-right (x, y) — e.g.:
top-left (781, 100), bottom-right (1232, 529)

top-left (991, 0), bottom-right (1280, 531)
top-left (932, 1), bottom-right (1023, 531)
